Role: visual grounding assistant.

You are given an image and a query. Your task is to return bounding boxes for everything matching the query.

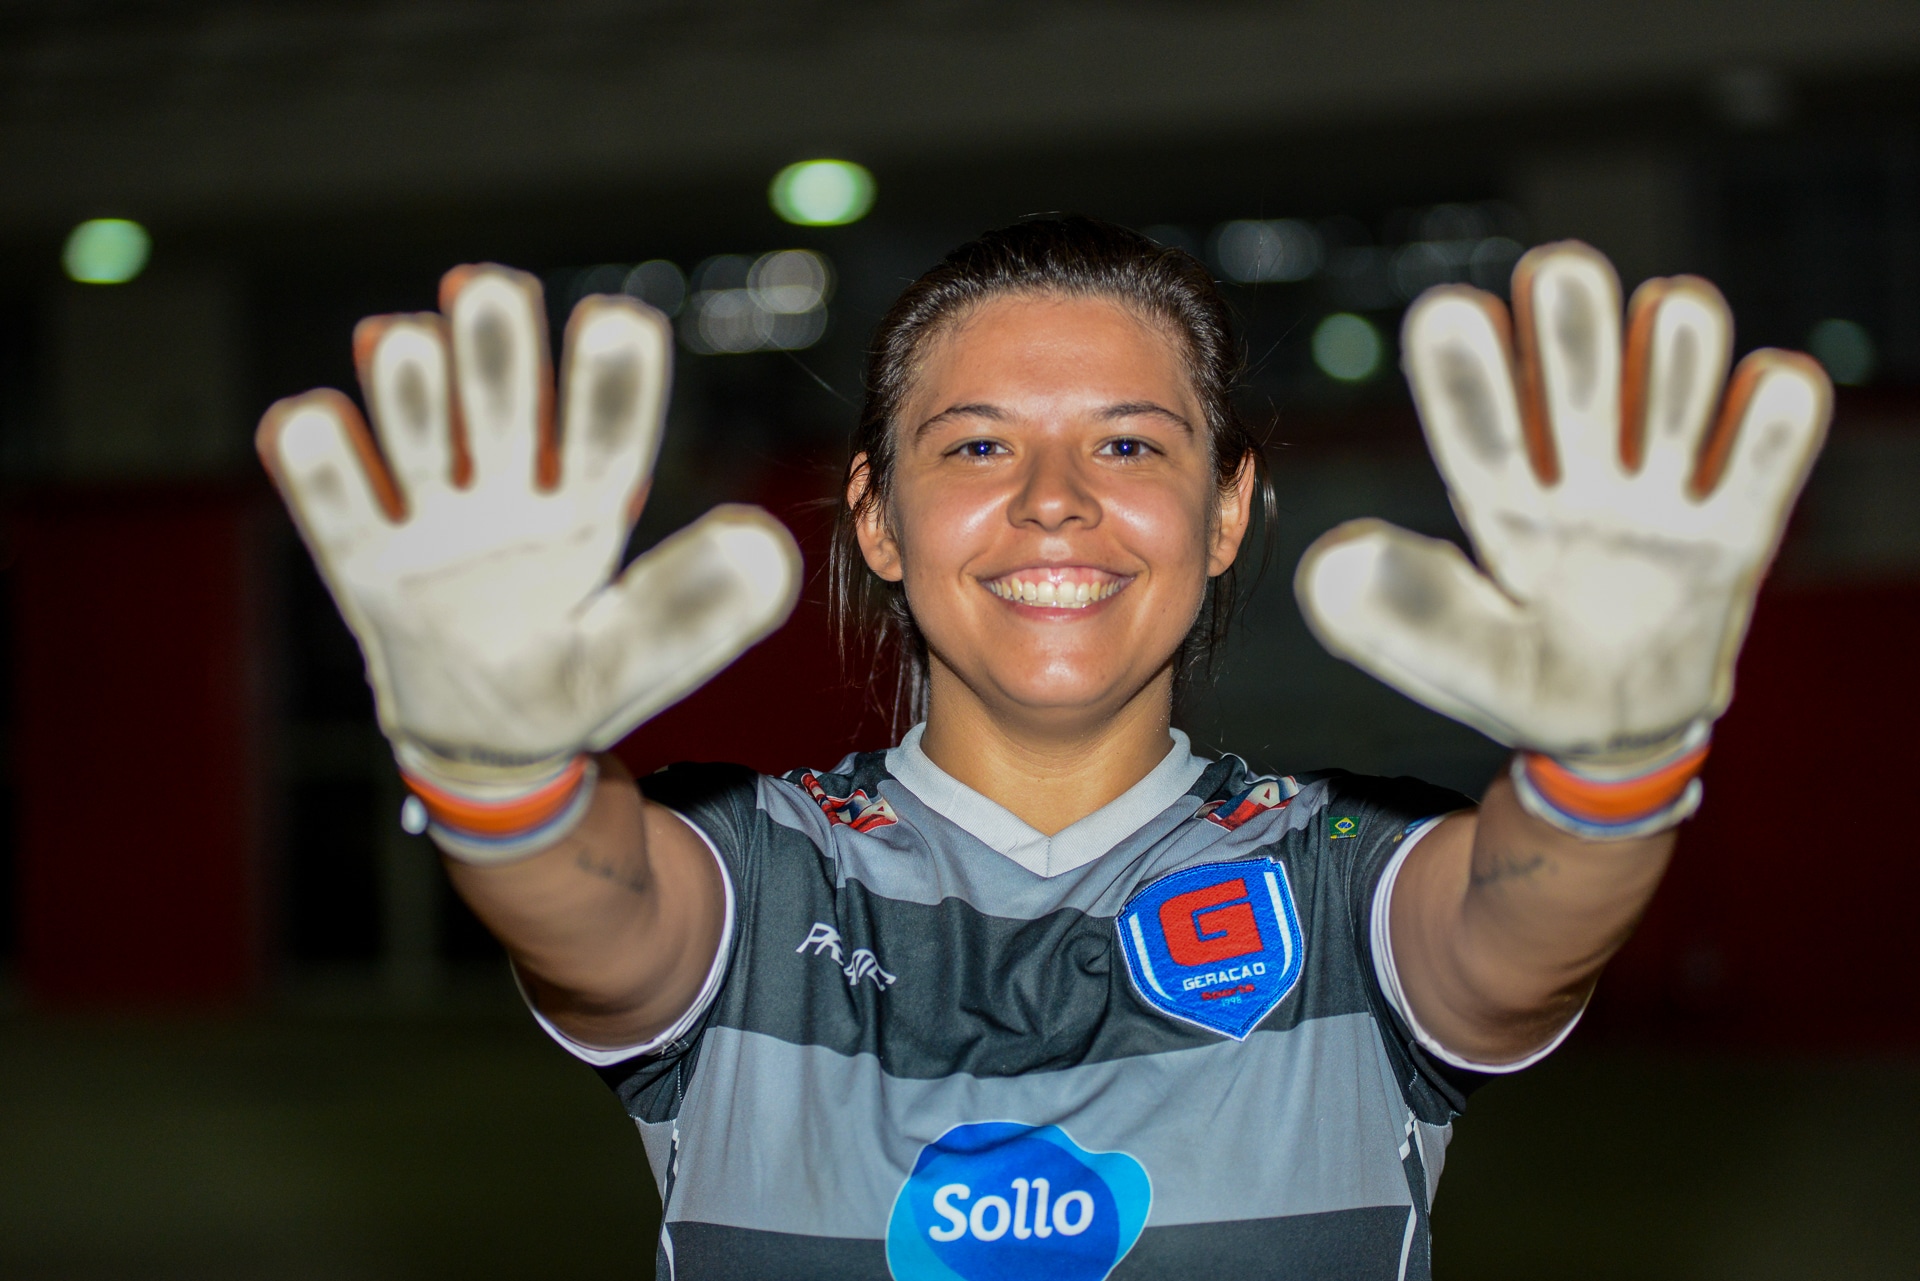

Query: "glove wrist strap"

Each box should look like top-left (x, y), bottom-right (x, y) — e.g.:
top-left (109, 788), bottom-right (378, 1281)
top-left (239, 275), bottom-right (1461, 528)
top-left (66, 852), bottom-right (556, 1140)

top-left (398, 751), bottom-right (598, 865)
top-left (1512, 725), bottom-right (1710, 841)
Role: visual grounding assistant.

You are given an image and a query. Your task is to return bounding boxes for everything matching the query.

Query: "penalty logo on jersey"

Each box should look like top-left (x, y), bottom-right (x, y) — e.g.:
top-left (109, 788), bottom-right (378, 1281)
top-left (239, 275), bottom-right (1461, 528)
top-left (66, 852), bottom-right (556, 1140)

top-left (886, 1122), bottom-right (1150, 1281)
top-left (1117, 857), bottom-right (1306, 1040)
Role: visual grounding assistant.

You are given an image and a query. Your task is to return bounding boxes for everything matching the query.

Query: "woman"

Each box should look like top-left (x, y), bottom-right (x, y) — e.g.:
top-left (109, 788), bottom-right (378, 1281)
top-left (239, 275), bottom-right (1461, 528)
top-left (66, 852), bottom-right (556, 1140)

top-left (259, 217), bottom-right (1828, 1280)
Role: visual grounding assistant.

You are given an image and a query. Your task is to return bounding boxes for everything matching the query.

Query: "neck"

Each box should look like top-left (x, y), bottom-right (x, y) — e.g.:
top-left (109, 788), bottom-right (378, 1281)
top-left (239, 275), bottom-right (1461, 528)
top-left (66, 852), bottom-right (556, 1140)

top-left (916, 665), bottom-right (1177, 836)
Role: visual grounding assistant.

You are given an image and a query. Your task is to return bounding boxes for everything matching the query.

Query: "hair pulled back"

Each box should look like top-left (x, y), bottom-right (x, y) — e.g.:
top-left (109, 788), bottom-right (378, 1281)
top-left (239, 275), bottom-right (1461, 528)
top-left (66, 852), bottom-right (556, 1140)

top-left (830, 214), bottom-right (1274, 728)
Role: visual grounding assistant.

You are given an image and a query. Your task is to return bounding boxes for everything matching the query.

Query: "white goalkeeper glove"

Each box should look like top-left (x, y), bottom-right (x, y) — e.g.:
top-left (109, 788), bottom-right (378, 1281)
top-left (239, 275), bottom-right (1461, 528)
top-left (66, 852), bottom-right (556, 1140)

top-left (1296, 241), bottom-right (1830, 838)
top-left (258, 265), bottom-right (801, 861)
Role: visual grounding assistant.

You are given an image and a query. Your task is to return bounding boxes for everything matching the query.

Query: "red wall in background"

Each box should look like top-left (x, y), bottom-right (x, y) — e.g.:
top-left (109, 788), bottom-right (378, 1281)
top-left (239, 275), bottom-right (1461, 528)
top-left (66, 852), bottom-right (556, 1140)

top-left (612, 466), bottom-right (893, 779)
top-left (1588, 582), bottom-right (1920, 1048)
top-left (10, 488), bottom-right (265, 1007)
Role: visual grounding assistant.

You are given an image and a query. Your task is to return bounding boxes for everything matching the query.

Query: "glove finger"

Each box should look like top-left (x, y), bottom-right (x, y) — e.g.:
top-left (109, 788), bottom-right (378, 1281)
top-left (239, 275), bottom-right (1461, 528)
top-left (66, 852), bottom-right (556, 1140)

top-left (256, 390), bottom-right (402, 732)
top-left (1400, 285), bottom-right (1546, 595)
top-left (257, 389), bottom-right (402, 569)
top-left (441, 264), bottom-right (552, 496)
top-left (576, 504), bottom-right (803, 750)
top-left (1296, 518), bottom-right (1531, 747)
top-left (1513, 241), bottom-right (1624, 489)
top-left (1622, 276), bottom-right (1734, 499)
top-left (556, 295), bottom-right (672, 542)
top-left (1693, 348), bottom-right (1831, 558)
top-left (355, 313), bottom-right (463, 519)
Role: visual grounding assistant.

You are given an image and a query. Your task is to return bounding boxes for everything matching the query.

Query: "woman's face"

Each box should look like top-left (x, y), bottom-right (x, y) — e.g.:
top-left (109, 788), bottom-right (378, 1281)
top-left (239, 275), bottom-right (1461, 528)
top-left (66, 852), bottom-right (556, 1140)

top-left (855, 293), bottom-right (1253, 735)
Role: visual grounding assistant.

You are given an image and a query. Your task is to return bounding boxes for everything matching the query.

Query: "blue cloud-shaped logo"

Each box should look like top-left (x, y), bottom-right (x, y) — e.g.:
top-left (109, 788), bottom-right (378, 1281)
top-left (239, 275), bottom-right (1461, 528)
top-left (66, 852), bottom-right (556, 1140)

top-left (886, 1122), bottom-right (1150, 1281)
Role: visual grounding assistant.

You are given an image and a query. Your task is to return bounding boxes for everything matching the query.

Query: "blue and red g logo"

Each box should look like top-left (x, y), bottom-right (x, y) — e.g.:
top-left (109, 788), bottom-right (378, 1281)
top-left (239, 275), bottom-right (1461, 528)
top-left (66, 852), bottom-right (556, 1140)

top-left (886, 1123), bottom-right (1150, 1281)
top-left (1117, 857), bottom-right (1305, 1039)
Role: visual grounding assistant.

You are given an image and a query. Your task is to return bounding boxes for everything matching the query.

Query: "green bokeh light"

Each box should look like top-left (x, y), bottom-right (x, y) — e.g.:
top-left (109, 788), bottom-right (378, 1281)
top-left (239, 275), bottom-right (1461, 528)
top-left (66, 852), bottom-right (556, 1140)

top-left (1312, 312), bottom-right (1383, 382)
top-left (1808, 317), bottom-right (1876, 386)
top-left (769, 160), bottom-right (875, 227)
top-left (63, 218), bottom-right (151, 284)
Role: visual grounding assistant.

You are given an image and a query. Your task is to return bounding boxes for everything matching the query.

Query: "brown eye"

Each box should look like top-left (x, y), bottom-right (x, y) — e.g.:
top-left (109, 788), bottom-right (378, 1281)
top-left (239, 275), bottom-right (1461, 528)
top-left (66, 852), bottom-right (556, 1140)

top-left (1101, 437), bottom-right (1153, 459)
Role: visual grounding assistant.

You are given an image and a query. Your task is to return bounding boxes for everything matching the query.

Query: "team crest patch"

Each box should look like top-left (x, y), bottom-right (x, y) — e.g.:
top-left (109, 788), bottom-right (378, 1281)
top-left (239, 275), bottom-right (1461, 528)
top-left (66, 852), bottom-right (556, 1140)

top-left (1117, 858), bottom-right (1305, 1040)
top-left (1200, 776), bottom-right (1300, 831)
top-left (799, 772), bottom-right (898, 831)
top-left (886, 1122), bottom-right (1150, 1281)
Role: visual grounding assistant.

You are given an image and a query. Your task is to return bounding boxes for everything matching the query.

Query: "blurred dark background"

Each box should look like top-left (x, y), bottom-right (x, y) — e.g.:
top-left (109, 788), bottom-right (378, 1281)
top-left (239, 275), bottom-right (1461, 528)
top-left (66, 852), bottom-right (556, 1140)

top-left (3, 2), bottom-right (1919, 1277)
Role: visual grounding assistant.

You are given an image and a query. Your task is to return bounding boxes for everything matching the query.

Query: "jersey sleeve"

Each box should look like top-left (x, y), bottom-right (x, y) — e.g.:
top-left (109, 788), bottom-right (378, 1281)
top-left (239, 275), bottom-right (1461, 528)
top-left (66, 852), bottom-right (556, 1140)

top-left (1314, 772), bottom-right (1486, 1123)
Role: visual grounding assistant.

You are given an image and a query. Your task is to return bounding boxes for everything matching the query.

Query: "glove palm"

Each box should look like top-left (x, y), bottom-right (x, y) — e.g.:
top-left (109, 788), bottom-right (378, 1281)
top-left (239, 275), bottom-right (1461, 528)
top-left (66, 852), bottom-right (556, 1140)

top-left (259, 266), bottom-right (800, 778)
top-left (1297, 242), bottom-right (1830, 760)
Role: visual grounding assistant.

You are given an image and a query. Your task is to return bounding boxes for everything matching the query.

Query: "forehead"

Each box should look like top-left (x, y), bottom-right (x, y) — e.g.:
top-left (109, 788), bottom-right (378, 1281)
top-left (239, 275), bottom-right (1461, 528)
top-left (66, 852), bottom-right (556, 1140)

top-left (903, 292), bottom-right (1196, 416)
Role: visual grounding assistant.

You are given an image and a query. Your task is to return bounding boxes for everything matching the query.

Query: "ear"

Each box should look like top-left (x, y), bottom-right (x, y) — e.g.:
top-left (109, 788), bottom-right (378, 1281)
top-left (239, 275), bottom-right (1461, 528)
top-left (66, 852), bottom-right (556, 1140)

top-left (1206, 451), bottom-right (1258, 578)
top-left (848, 453), bottom-right (904, 583)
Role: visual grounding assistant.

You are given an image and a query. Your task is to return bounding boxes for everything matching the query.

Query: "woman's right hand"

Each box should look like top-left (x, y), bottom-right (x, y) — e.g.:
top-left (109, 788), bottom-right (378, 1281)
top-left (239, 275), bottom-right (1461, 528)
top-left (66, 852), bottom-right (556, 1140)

top-left (257, 264), bottom-right (799, 859)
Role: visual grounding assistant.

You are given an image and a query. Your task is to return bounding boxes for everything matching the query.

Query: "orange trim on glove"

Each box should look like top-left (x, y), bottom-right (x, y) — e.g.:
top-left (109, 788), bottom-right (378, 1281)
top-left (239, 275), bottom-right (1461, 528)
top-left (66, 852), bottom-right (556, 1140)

top-left (1521, 743), bottom-right (1710, 826)
top-left (401, 756), bottom-right (590, 838)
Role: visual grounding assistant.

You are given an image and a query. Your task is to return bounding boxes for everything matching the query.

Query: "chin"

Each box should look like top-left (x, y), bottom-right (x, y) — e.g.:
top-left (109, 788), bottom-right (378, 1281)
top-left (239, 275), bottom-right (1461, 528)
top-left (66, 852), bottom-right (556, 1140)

top-left (995, 679), bottom-right (1127, 716)
top-left (922, 609), bottom-right (1189, 724)
top-left (975, 651), bottom-right (1170, 722)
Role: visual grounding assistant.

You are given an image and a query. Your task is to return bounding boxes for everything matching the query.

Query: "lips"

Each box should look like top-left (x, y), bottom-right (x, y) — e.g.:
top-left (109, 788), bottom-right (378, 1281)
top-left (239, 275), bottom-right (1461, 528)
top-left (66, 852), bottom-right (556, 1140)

top-left (982, 567), bottom-right (1130, 609)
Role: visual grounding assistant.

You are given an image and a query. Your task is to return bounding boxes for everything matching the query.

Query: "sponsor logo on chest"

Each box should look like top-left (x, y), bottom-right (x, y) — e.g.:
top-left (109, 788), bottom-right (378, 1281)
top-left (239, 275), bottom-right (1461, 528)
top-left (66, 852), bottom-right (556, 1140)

top-left (1116, 857), bottom-right (1306, 1039)
top-left (886, 1122), bottom-right (1150, 1281)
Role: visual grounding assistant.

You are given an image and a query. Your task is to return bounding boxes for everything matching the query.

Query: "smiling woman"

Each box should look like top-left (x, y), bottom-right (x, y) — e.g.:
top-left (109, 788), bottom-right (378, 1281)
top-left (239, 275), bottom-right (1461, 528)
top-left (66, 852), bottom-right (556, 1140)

top-left (844, 285), bottom-right (1258, 832)
top-left (259, 216), bottom-right (1830, 1281)
top-left (833, 219), bottom-right (1273, 737)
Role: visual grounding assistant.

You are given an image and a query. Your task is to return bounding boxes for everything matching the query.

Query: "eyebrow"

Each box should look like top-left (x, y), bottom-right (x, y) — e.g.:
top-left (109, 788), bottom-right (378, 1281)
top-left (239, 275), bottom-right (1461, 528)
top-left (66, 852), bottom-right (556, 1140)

top-left (1097, 401), bottom-right (1194, 433)
top-left (913, 402), bottom-right (1007, 441)
top-left (913, 399), bottom-right (1193, 440)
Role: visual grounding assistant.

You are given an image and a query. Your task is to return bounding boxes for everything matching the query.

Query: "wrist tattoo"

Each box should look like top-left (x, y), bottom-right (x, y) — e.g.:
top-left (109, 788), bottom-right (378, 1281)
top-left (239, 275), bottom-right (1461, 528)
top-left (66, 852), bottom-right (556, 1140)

top-left (574, 847), bottom-right (651, 897)
top-left (1470, 848), bottom-right (1548, 888)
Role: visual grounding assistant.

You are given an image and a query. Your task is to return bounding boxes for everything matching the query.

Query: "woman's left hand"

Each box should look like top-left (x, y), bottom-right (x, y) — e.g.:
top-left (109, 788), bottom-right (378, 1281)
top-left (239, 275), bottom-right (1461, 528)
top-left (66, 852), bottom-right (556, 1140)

top-left (1295, 242), bottom-right (1829, 771)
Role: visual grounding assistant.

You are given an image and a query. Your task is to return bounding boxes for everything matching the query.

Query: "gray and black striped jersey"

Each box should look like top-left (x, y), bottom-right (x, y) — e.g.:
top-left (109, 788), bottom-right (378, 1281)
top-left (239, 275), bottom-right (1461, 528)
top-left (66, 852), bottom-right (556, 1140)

top-left (551, 730), bottom-right (1482, 1281)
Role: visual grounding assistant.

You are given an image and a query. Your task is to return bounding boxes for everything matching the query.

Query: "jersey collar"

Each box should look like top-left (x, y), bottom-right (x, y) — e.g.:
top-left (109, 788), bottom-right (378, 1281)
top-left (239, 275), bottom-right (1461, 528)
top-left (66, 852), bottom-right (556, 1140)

top-left (884, 723), bottom-right (1211, 878)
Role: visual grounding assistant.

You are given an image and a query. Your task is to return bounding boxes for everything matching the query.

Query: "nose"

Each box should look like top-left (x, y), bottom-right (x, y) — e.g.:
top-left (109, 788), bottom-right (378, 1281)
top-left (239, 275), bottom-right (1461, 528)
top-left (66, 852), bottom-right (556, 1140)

top-left (1007, 442), bottom-right (1100, 532)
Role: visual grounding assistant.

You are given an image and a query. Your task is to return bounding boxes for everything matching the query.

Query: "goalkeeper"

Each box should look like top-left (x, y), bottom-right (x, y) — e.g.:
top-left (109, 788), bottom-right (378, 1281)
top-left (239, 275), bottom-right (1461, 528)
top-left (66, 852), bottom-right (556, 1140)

top-left (259, 218), bottom-right (1827, 1281)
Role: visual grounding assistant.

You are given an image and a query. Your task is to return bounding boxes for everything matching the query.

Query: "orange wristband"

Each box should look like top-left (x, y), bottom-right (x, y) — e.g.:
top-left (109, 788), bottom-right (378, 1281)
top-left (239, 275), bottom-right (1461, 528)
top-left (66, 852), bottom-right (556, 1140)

top-left (1513, 733), bottom-right (1710, 840)
top-left (1520, 742), bottom-right (1710, 826)
top-left (401, 755), bottom-right (590, 839)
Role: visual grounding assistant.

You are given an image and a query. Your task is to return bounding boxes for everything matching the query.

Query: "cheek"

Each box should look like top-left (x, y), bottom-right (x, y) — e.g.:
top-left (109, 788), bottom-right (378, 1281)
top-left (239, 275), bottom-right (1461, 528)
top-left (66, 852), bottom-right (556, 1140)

top-left (1107, 482), bottom-right (1215, 574)
top-left (891, 476), bottom-right (1001, 579)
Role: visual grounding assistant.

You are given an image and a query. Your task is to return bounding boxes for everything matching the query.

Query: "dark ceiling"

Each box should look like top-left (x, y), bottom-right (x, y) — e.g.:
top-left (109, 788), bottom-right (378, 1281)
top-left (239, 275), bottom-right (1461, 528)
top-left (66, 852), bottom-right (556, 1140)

top-left (8, 0), bottom-right (1920, 245)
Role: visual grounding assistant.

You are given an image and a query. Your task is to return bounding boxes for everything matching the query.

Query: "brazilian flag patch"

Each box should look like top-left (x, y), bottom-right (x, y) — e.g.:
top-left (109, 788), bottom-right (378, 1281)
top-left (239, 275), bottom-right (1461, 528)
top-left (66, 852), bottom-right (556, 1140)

top-left (1329, 815), bottom-right (1359, 840)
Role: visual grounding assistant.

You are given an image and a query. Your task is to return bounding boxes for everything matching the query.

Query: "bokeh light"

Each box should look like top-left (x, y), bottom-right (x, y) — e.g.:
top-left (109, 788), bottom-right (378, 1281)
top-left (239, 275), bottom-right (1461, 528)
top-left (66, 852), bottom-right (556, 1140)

top-left (1204, 204), bottom-right (1525, 302)
top-left (1213, 219), bottom-right (1321, 283)
top-left (695, 254), bottom-right (753, 292)
top-left (1311, 312), bottom-right (1384, 382)
top-left (769, 160), bottom-right (875, 227)
top-left (623, 260), bottom-right (688, 316)
top-left (749, 249), bottom-right (831, 314)
top-left (62, 218), bottom-right (151, 284)
top-left (684, 249), bottom-right (833, 354)
top-left (1808, 317), bottom-right (1876, 385)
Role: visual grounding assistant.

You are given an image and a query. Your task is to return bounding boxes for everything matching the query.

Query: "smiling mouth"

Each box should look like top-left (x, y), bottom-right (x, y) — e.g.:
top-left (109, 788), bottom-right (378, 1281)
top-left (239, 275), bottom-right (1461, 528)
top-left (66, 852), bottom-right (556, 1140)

top-left (983, 568), bottom-right (1130, 609)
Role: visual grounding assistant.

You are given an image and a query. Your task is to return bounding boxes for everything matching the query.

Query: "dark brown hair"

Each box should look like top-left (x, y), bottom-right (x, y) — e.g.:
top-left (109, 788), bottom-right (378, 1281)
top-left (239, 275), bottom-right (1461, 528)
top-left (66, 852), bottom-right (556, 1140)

top-left (829, 215), bottom-right (1276, 728)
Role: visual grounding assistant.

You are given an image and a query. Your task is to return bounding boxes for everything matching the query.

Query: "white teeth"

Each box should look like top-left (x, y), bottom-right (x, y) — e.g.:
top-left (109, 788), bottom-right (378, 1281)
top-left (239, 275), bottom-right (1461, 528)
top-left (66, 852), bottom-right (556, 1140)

top-left (986, 576), bottom-right (1121, 607)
